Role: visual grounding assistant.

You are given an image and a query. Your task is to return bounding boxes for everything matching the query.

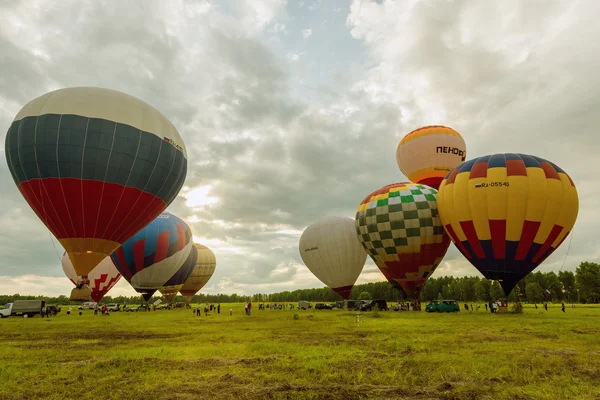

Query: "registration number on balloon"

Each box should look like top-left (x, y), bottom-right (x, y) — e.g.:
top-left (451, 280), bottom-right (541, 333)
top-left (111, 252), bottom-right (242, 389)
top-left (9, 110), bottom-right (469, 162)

top-left (475, 182), bottom-right (510, 188)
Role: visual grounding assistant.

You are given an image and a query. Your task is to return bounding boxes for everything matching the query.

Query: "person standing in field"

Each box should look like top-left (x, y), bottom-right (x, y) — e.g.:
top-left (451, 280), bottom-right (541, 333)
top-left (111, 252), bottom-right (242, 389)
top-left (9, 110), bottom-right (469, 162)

top-left (217, 304), bottom-right (221, 314)
top-left (248, 301), bottom-right (252, 316)
top-left (229, 308), bottom-right (233, 316)
top-left (544, 303), bottom-right (548, 311)
top-left (561, 302), bottom-right (566, 313)
top-left (244, 302), bottom-right (249, 316)
top-left (67, 306), bottom-right (72, 315)
top-left (196, 304), bottom-right (201, 316)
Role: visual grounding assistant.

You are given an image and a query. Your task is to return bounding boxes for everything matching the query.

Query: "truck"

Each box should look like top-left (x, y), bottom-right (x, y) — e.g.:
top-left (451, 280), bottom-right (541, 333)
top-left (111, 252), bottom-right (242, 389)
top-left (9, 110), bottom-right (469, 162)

top-left (0, 300), bottom-right (46, 318)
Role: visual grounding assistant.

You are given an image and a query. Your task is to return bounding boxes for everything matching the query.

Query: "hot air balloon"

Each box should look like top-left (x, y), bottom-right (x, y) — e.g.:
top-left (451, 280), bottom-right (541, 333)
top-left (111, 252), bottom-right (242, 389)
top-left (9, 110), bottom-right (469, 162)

top-left (111, 212), bottom-right (193, 302)
top-left (61, 252), bottom-right (121, 303)
top-left (355, 183), bottom-right (450, 300)
top-left (180, 244), bottom-right (216, 305)
top-left (158, 244), bottom-right (198, 303)
top-left (396, 125), bottom-right (466, 189)
top-left (4, 87), bottom-right (187, 300)
top-left (299, 216), bottom-right (367, 300)
top-left (437, 153), bottom-right (578, 296)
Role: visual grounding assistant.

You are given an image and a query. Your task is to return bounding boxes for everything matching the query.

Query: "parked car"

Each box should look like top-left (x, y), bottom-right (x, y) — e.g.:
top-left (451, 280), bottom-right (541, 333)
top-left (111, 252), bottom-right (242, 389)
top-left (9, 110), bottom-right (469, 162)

top-left (126, 304), bottom-right (150, 312)
top-left (105, 304), bottom-right (120, 312)
top-left (314, 303), bottom-right (335, 310)
top-left (425, 300), bottom-right (460, 313)
top-left (78, 302), bottom-right (97, 310)
top-left (298, 301), bottom-right (312, 310)
top-left (359, 299), bottom-right (389, 311)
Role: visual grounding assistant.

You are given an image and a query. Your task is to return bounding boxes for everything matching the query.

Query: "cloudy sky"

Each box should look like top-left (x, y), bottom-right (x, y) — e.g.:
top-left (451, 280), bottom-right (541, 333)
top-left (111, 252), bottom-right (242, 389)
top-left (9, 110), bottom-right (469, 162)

top-left (1, 0), bottom-right (598, 298)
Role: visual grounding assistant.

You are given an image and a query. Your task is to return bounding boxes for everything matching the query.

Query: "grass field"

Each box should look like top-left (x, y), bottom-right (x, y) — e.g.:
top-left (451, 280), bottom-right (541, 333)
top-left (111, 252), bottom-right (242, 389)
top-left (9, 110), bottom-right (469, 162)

top-left (1, 303), bottom-right (599, 400)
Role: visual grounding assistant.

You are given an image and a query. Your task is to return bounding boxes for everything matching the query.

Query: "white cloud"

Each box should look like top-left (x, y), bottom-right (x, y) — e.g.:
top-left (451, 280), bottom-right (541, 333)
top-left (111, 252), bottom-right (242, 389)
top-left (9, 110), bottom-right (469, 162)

top-left (302, 29), bottom-right (312, 38)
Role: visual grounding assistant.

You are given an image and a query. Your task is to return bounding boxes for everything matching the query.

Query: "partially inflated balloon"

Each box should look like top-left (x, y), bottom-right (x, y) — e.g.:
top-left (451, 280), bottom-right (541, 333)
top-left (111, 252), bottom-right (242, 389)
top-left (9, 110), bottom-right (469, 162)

top-left (62, 252), bottom-right (121, 303)
top-left (299, 216), bottom-right (367, 299)
top-left (111, 212), bottom-right (193, 301)
top-left (5, 87), bottom-right (187, 280)
top-left (159, 244), bottom-right (198, 303)
top-left (437, 153), bottom-right (578, 296)
top-left (355, 183), bottom-right (450, 298)
top-left (180, 244), bottom-right (216, 304)
top-left (396, 125), bottom-right (466, 189)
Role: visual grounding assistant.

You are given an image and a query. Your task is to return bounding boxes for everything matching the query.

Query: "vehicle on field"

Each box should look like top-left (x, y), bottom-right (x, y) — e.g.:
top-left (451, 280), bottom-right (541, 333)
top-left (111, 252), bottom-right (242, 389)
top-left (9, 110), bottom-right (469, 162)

top-left (314, 303), bottom-right (335, 310)
top-left (335, 300), bottom-right (367, 310)
top-left (359, 299), bottom-right (389, 311)
top-left (105, 304), bottom-right (120, 312)
top-left (78, 302), bottom-right (97, 310)
top-left (425, 300), bottom-right (460, 313)
top-left (126, 304), bottom-right (150, 312)
top-left (156, 303), bottom-right (170, 310)
top-left (0, 303), bottom-right (12, 318)
top-left (298, 301), bottom-right (312, 310)
top-left (0, 300), bottom-right (46, 318)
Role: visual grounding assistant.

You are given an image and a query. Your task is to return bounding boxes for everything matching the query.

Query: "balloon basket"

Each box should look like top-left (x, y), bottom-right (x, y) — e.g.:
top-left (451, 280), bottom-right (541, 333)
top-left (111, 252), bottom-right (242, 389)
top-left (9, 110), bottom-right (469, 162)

top-left (70, 287), bottom-right (92, 302)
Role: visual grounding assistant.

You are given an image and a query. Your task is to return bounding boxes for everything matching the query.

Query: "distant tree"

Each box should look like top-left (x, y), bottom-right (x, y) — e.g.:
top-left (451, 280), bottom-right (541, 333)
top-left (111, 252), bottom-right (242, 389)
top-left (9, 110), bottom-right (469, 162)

top-left (490, 281), bottom-right (505, 300)
top-left (558, 271), bottom-right (576, 302)
top-left (525, 281), bottom-right (544, 303)
top-left (358, 291), bottom-right (372, 300)
top-left (576, 262), bottom-right (600, 303)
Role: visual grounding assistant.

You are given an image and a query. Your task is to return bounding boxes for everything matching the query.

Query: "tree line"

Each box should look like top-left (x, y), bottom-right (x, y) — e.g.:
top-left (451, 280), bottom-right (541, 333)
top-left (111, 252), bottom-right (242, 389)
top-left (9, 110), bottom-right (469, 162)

top-left (1, 262), bottom-right (598, 305)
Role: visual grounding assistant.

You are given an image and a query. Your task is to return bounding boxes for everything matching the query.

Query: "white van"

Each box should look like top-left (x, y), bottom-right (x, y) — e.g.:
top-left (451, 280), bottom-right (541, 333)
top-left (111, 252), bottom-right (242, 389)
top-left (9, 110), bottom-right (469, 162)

top-left (78, 302), bottom-right (97, 310)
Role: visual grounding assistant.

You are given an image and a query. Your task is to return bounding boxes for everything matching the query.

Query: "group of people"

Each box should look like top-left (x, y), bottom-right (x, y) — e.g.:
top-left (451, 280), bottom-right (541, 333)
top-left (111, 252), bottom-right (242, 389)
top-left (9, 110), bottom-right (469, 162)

top-left (195, 303), bottom-right (222, 316)
top-left (395, 301), bottom-right (421, 311)
top-left (257, 303), bottom-right (291, 310)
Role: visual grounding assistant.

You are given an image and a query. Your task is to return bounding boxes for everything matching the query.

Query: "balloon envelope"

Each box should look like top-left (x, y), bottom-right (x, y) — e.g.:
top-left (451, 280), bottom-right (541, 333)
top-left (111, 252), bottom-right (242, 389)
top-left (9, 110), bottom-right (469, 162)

top-left (437, 153), bottom-right (578, 296)
top-left (5, 87), bottom-right (187, 278)
top-left (180, 243), bottom-right (216, 304)
top-left (299, 216), bottom-right (367, 299)
top-left (62, 252), bottom-right (121, 303)
top-left (396, 125), bottom-right (466, 189)
top-left (111, 212), bottom-right (193, 301)
top-left (355, 183), bottom-right (450, 299)
top-left (159, 244), bottom-right (198, 303)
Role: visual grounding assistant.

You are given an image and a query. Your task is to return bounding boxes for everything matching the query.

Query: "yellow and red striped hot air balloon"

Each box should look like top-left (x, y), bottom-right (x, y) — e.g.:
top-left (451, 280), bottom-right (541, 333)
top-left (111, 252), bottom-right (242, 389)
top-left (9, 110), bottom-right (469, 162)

top-left (396, 125), bottom-right (466, 190)
top-left (437, 153), bottom-right (578, 296)
top-left (355, 182), bottom-right (450, 299)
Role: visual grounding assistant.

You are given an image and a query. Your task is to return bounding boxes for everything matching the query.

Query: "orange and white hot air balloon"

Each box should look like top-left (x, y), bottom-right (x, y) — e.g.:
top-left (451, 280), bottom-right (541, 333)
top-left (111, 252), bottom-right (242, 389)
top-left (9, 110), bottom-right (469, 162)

top-left (396, 125), bottom-right (466, 190)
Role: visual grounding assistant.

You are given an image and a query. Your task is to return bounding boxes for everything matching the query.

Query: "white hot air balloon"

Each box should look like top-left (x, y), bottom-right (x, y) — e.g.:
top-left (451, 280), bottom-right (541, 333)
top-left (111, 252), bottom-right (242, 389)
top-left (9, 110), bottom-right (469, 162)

top-left (299, 216), bottom-right (367, 300)
top-left (61, 252), bottom-right (121, 303)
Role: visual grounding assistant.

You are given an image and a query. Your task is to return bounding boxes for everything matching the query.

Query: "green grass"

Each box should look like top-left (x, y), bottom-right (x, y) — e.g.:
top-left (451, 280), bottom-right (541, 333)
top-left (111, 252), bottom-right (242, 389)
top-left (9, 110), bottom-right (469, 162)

top-left (1, 304), bottom-right (599, 400)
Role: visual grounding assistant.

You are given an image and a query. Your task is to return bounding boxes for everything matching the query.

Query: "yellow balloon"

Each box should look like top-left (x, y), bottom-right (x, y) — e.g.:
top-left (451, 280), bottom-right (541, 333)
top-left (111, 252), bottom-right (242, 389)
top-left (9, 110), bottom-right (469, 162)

top-left (437, 153), bottom-right (578, 295)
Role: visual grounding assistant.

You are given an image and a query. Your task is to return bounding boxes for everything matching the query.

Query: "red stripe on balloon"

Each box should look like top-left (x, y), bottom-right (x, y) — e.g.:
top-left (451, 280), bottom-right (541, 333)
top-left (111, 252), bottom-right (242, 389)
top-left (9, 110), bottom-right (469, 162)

top-left (532, 225), bottom-right (563, 263)
top-left (176, 224), bottom-right (186, 251)
top-left (489, 220), bottom-right (506, 259)
top-left (444, 224), bottom-right (472, 259)
top-left (515, 220), bottom-right (541, 261)
top-left (459, 220), bottom-right (485, 258)
top-left (506, 160), bottom-right (527, 177)
top-left (469, 162), bottom-right (488, 179)
top-left (133, 239), bottom-right (146, 273)
top-left (115, 248), bottom-right (130, 280)
top-left (154, 231), bottom-right (170, 263)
